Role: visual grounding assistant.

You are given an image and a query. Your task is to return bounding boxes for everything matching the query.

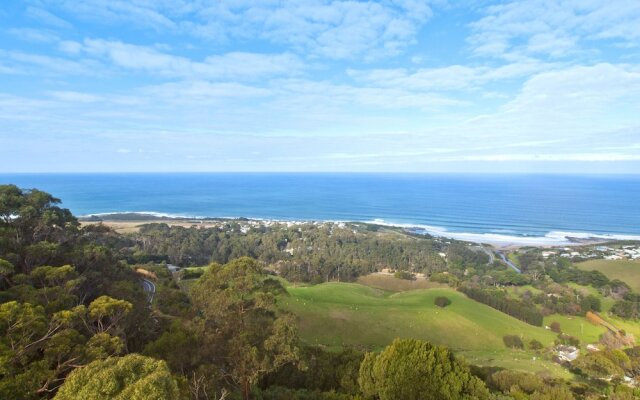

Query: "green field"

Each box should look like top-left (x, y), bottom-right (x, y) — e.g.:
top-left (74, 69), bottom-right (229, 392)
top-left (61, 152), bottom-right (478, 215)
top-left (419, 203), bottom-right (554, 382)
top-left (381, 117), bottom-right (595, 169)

top-left (565, 283), bottom-right (616, 312)
top-left (576, 259), bottom-right (640, 292)
top-left (356, 274), bottom-right (446, 292)
top-left (543, 314), bottom-right (606, 346)
top-left (504, 285), bottom-right (543, 299)
top-left (281, 281), bottom-right (570, 377)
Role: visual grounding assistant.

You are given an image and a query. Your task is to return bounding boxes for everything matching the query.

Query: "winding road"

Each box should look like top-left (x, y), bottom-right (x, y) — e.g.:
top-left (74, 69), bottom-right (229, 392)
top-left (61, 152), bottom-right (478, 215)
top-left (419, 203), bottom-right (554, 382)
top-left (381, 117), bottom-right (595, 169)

top-left (496, 252), bottom-right (522, 273)
top-left (477, 246), bottom-right (495, 265)
top-left (141, 278), bottom-right (156, 304)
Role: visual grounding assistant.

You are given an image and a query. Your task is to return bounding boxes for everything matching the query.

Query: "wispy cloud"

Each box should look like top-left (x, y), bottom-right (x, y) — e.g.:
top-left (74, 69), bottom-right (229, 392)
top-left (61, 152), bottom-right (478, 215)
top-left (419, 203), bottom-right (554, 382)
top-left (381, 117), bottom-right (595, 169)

top-left (33, 0), bottom-right (436, 60)
top-left (1, 1), bottom-right (639, 172)
top-left (25, 6), bottom-right (72, 29)
top-left (63, 39), bottom-right (305, 80)
top-left (469, 0), bottom-right (640, 60)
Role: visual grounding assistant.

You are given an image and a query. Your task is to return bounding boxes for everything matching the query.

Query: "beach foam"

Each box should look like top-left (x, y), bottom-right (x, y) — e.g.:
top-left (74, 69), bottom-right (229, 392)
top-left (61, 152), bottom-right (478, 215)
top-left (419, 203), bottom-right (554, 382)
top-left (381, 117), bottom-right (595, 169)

top-left (364, 219), bottom-right (640, 246)
top-left (82, 212), bottom-right (640, 247)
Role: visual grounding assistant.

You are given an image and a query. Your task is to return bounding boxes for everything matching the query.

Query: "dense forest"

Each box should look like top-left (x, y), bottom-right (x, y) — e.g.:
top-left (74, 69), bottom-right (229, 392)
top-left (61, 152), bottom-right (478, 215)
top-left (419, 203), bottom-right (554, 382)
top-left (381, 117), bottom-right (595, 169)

top-left (126, 221), bottom-right (449, 282)
top-left (2, 184), bottom-right (640, 399)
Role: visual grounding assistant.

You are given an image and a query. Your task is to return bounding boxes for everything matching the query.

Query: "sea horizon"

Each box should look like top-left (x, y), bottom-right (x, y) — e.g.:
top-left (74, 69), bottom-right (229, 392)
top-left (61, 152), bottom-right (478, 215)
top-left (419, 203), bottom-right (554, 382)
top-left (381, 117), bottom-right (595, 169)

top-left (2, 172), bottom-right (640, 246)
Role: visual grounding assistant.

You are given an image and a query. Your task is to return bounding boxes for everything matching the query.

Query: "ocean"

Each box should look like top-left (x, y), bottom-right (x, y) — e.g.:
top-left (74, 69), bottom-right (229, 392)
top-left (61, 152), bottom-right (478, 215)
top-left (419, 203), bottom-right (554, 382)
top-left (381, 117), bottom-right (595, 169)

top-left (1, 173), bottom-right (639, 245)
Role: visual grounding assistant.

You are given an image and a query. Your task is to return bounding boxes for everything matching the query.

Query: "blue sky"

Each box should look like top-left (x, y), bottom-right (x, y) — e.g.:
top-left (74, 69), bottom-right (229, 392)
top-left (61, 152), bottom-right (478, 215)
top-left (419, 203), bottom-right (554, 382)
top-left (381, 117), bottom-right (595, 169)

top-left (1, 0), bottom-right (639, 173)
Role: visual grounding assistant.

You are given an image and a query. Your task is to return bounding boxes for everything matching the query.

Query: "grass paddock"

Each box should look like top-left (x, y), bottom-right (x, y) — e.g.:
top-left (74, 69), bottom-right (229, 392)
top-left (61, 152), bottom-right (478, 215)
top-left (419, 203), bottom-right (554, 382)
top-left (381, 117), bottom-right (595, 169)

top-left (281, 282), bottom-right (568, 376)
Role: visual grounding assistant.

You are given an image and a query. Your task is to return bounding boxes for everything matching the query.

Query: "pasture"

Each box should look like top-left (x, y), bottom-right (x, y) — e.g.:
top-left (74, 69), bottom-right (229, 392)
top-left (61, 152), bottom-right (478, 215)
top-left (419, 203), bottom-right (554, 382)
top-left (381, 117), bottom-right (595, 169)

top-left (281, 282), bottom-right (570, 377)
top-left (576, 259), bottom-right (640, 292)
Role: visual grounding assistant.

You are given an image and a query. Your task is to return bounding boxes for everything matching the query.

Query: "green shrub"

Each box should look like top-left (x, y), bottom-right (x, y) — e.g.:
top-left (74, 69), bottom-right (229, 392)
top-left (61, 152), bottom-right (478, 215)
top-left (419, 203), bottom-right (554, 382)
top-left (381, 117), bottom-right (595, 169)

top-left (549, 321), bottom-right (561, 333)
top-left (503, 335), bottom-right (524, 349)
top-left (529, 339), bottom-right (544, 351)
top-left (434, 296), bottom-right (451, 308)
top-left (393, 271), bottom-right (415, 280)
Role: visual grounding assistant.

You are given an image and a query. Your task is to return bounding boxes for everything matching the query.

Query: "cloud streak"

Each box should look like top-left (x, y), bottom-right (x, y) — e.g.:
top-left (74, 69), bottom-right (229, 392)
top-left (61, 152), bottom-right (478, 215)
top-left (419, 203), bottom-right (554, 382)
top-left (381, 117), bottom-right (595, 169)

top-left (0, 1), bottom-right (639, 172)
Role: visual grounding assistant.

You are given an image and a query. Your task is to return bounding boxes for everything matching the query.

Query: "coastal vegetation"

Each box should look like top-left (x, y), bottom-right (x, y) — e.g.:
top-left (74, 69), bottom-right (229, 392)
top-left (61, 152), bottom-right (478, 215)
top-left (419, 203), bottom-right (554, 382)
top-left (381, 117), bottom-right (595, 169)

top-left (126, 221), bottom-right (449, 282)
top-left (2, 185), bottom-right (640, 399)
top-left (577, 259), bottom-right (640, 292)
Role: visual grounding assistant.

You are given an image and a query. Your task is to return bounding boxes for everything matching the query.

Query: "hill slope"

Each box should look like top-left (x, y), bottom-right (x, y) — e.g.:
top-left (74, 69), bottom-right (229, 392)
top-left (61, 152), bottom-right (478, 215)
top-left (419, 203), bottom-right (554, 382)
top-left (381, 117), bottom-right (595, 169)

top-left (576, 259), bottom-right (640, 292)
top-left (281, 282), bottom-right (571, 377)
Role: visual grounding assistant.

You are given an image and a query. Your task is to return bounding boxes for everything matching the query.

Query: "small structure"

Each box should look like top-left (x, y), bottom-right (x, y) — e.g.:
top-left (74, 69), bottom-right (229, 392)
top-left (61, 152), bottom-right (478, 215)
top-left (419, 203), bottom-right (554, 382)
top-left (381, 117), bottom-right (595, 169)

top-left (556, 345), bottom-right (579, 362)
top-left (586, 344), bottom-right (600, 352)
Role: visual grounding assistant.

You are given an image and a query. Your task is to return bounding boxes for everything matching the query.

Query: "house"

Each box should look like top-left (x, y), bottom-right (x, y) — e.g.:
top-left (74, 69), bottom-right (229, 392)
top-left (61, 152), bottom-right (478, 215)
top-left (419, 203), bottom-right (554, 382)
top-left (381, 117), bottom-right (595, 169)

top-left (166, 264), bottom-right (180, 273)
top-left (586, 344), bottom-right (600, 352)
top-left (556, 345), bottom-right (579, 362)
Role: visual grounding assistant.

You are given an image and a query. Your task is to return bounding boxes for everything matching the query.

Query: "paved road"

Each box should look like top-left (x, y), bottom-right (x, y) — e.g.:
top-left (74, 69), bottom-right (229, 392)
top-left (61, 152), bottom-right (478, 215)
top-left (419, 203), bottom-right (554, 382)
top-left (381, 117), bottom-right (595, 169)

top-left (497, 252), bottom-right (522, 273)
top-left (477, 246), bottom-right (495, 265)
top-left (141, 278), bottom-right (156, 304)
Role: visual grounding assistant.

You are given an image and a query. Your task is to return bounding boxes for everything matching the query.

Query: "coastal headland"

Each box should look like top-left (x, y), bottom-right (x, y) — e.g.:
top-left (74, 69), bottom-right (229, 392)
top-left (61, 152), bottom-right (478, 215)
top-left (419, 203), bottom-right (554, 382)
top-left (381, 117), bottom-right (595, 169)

top-left (80, 212), bottom-right (636, 250)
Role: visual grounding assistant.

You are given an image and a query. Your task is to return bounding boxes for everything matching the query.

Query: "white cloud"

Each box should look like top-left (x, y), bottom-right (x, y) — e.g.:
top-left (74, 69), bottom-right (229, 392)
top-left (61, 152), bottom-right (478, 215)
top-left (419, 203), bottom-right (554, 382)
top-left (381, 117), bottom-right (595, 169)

top-left (500, 63), bottom-right (640, 125)
top-left (35, 0), bottom-right (436, 60)
top-left (34, 0), bottom-right (176, 31)
top-left (8, 28), bottom-right (59, 43)
top-left (462, 153), bottom-right (640, 162)
top-left (48, 91), bottom-right (102, 103)
top-left (0, 49), bottom-right (102, 76)
top-left (469, 0), bottom-right (640, 60)
top-left (25, 6), bottom-right (72, 29)
top-left (347, 60), bottom-right (554, 91)
top-left (58, 40), bottom-right (82, 54)
top-left (71, 39), bottom-right (304, 80)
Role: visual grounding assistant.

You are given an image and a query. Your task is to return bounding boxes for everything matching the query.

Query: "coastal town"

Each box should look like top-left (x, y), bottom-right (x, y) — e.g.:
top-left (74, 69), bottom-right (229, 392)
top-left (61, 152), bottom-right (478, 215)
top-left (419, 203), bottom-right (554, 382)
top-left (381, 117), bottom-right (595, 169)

top-left (542, 245), bottom-right (640, 262)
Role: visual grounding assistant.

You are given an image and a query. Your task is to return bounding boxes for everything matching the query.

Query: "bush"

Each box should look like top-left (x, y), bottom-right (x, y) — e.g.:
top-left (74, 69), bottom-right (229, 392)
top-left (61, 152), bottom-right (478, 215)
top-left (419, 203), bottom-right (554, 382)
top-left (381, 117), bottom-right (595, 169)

top-left (611, 299), bottom-right (640, 320)
top-left (394, 271), bottom-right (415, 281)
top-left (555, 333), bottom-right (580, 347)
top-left (257, 387), bottom-right (353, 400)
top-left (503, 335), bottom-right (524, 349)
top-left (434, 296), bottom-right (451, 308)
top-left (430, 272), bottom-right (458, 286)
top-left (529, 339), bottom-right (544, 351)
top-left (549, 321), bottom-right (561, 333)
top-left (180, 268), bottom-right (204, 280)
top-left (488, 370), bottom-right (544, 394)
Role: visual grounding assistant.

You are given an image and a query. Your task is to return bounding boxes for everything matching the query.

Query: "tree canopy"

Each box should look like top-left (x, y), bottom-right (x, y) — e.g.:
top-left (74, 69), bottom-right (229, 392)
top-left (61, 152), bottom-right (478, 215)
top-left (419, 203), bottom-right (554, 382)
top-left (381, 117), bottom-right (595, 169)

top-left (358, 338), bottom-right (489, 400)
top-left (53, 354), bottom-right (179, 400)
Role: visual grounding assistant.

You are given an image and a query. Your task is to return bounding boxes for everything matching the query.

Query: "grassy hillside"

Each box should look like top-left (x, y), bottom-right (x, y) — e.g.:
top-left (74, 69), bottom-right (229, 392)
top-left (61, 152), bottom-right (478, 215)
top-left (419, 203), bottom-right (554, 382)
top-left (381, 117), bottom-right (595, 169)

top-left (281, 281), bottom-right (571, 378)
top-left (576, 259), bottom-right (640, 292)
top-left (543, 314), bottom-right (606, 346)
top-left (356, 274), bottom-right (446, 291)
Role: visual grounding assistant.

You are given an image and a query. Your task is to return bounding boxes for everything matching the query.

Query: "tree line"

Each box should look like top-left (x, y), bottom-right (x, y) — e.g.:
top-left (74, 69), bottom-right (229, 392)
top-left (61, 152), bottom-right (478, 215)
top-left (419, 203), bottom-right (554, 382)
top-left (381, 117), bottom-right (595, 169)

top-left (127, 221), bottom-right (449, 282)
top-left (458, 286), bottom-right (544, 326)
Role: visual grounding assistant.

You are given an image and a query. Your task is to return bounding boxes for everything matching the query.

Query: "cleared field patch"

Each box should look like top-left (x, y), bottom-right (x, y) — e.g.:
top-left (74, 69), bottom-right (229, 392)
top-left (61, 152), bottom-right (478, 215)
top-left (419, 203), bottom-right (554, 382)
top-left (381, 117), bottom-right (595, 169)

top-left (576, 259), bottom-right (640, 292)
top-left (281, 282), bottom-right (562, 375)
top-left (356, 274), bottom-right (446, 292)
top-left (543, 314), bottom-right (606, 346)
top-left (565, 283), bottom-right (616, 312)
top-left (504, 285), bottom-right (543, 300)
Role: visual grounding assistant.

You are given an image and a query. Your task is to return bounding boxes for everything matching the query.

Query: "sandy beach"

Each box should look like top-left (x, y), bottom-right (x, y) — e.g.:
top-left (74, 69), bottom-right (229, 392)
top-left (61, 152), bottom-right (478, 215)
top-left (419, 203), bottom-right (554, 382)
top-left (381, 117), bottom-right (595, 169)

top-left (80, 214), bottom-right (628, 249)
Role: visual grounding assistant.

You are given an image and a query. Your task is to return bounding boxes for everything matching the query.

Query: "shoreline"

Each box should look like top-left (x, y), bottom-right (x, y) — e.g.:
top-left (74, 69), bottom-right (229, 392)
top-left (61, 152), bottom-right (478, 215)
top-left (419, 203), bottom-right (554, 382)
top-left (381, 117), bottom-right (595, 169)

top-left (79, 212), bottom-right (640, 249)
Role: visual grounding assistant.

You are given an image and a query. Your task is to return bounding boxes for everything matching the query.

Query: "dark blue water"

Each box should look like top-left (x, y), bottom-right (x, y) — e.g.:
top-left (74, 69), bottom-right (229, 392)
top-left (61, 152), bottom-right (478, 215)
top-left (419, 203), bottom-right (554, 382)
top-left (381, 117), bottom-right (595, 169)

top-left (1, 173), bottom-right (639, 243)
